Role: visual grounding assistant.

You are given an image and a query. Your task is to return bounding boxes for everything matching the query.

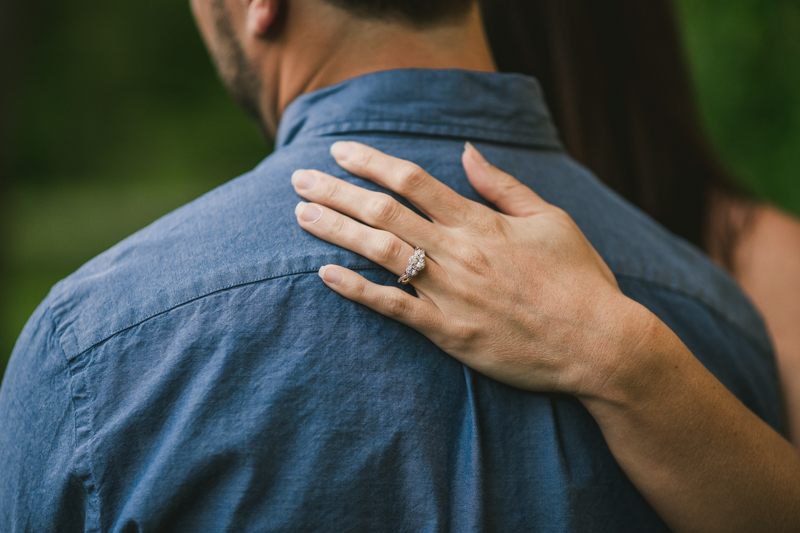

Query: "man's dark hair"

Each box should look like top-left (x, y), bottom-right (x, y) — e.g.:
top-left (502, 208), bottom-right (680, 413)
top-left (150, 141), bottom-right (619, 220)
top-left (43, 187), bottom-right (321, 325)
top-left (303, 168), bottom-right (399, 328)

top-left (325, 0), bottom-right (474, 26)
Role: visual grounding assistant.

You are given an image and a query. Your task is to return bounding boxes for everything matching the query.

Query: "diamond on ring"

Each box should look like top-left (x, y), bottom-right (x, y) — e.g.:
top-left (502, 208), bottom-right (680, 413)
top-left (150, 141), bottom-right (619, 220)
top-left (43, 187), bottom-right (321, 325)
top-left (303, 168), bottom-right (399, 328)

top-left (398, 248), bottom-right (426, 284)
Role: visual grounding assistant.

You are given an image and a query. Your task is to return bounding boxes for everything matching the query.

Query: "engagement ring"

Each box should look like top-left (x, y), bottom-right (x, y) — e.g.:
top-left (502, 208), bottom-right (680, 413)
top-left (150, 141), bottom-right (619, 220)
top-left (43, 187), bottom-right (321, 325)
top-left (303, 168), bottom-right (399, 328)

top-left (399, 248), bottom-right (426, 284)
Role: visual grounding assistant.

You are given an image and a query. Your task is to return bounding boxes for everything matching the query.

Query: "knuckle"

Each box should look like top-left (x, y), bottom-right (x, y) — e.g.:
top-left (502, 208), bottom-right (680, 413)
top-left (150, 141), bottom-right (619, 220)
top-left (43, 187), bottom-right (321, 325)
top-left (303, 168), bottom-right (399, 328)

top-left (495, 172), bottom-right (523, 193)
top-left (326, 211), bottom-right (347, 237)
top-left (353, 277), bottom-right (370, 300)
top-left (360, 149), bottom-right (378, 171)
top-left (503, 179), bottom-right (524, 195)
top-left (394, 163), bottom-right (427, 195)
top-left (382, 291), bottom-right (410, 317)
top-left (373, 233), bottom-right (405, 264)
top-left (451, 320), bottom-right (477, 342)
top-left (321, 174), bottom-right (341, 198)
top-left (366, 194), bottom-right (400, 224)
top-left (439, 318), bottom-right (480, 352)
top-left (549, 206), bottom-right (577, 230)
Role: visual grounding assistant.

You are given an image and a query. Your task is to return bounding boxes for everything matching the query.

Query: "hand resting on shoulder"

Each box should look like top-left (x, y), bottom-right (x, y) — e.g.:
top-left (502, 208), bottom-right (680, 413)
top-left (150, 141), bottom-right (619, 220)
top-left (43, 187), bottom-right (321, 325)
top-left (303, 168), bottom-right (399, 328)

top-left (291, 141), bottom-right (800, 533)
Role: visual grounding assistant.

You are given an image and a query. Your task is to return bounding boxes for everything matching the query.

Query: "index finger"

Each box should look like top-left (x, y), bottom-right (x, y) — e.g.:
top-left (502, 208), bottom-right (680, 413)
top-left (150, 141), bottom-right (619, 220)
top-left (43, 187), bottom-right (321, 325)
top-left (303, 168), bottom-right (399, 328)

top-left (330, 141), bottom-right (476, 227)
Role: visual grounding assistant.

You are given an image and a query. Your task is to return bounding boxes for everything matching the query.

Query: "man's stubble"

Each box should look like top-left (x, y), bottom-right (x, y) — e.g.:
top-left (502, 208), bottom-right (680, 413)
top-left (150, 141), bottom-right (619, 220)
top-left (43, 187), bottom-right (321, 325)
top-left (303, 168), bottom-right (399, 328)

top-left (209, 0), bottom-right (267, 133)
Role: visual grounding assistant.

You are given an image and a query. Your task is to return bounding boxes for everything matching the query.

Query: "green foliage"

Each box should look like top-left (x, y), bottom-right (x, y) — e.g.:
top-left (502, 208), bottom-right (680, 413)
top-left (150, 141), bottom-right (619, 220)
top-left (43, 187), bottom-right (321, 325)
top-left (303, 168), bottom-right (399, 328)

top-left (8, 0), bottom-right (267, 187)
top-left (677, 0), bottom-right (800, 212)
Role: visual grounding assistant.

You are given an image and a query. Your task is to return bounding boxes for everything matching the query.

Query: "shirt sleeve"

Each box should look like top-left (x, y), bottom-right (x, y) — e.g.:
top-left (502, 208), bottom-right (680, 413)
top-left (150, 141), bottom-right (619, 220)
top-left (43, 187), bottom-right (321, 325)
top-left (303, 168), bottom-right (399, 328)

top-left (0, 302), bottom-right (90, 532)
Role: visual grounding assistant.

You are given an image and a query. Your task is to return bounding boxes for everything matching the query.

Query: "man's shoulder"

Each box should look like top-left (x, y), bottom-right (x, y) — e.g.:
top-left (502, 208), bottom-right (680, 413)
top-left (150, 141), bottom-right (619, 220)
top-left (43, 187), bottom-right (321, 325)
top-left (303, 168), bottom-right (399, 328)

top-left (45, 144), bottom-right (360, 360)
top-left (36, 136), bottom-right (769, 363)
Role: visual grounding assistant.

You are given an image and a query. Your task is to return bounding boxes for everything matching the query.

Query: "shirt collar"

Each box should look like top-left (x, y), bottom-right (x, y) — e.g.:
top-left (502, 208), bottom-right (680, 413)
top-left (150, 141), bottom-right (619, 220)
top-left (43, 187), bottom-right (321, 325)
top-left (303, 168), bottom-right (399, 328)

top-left (275, 68), bottom-right (563, 151)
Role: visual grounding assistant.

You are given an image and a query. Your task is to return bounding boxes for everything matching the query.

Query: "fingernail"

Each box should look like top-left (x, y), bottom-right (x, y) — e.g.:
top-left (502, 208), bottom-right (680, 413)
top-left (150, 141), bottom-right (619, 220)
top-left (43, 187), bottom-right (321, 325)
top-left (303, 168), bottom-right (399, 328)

top-left (465, 142), bottom-right (490, 166)
top-left (296, 202), bottom-right (323, 223)
top-left (330, 141), bottom-right (353, 160)
top-left (291, 170), bottom-right (318, 190)
top-left (319, 265), bottom-right (342, 284)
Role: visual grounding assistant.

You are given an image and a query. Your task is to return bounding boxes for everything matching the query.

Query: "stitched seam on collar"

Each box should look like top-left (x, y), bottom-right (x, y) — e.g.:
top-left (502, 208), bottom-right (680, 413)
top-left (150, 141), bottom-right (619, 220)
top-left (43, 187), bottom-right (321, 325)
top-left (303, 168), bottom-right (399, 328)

top-left (280, 120), bottom-right (563, 150)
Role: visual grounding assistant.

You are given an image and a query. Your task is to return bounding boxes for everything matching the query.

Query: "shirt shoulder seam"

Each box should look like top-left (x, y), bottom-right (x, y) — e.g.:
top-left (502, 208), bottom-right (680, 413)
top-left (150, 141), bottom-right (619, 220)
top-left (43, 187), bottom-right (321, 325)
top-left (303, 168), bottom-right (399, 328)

top-left (614, 272), bottom-right (770, 353)
top-left (55, 265), bottom-right (384, 361)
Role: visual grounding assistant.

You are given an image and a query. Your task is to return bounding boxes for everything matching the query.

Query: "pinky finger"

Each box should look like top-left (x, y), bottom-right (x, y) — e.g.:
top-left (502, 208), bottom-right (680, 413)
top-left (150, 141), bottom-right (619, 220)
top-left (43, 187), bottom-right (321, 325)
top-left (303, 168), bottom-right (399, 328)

top-left (318, 265), bottom-right (440, 334)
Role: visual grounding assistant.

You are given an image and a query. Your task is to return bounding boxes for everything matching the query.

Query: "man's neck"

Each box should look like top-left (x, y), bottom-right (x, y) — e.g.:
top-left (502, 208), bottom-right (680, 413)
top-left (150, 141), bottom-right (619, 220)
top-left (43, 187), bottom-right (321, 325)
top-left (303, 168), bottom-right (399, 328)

top-left (261, 2), bottom-right (497, 135)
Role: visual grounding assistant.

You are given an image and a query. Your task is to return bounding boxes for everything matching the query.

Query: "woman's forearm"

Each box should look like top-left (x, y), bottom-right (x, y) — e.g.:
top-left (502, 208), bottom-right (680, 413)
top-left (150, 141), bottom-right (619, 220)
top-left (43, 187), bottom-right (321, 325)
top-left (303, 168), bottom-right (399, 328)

top-left (294, 142), bottom-right (799, 531)
top-left (580, 300), bottom-right (800, 533)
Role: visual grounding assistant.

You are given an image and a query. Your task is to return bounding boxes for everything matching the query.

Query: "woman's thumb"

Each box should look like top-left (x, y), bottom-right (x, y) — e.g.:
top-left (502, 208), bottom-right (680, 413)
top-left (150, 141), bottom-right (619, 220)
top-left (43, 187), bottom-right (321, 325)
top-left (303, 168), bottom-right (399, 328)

top-left (463, 142), bottom-right (548, 217)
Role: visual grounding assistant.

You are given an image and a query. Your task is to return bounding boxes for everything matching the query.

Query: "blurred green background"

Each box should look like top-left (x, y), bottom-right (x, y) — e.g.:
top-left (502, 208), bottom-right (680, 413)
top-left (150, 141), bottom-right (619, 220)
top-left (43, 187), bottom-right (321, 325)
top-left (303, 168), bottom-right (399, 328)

top-left (1, 0), bottom-right (799, 378)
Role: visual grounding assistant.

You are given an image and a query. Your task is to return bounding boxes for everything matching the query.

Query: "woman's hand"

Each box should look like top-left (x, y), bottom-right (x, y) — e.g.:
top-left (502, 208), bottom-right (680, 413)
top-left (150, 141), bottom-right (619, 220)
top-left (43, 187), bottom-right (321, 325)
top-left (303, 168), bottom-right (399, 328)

top-left (292, 141), bottom-right (650, 400)
top-left (292, 142), bottom-right (800, 533)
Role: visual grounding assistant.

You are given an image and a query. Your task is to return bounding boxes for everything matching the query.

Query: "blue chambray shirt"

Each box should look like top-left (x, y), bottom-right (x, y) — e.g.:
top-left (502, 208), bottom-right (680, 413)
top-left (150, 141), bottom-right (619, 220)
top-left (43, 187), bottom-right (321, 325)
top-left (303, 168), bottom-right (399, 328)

top-left (0, 69), bottom-right (783, 532)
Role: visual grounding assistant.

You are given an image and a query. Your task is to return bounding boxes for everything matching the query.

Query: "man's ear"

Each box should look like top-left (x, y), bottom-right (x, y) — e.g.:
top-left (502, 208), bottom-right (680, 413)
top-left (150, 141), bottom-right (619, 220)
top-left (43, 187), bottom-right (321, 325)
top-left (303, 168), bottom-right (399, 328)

top-left (247, 0), bottom-right (280, 36)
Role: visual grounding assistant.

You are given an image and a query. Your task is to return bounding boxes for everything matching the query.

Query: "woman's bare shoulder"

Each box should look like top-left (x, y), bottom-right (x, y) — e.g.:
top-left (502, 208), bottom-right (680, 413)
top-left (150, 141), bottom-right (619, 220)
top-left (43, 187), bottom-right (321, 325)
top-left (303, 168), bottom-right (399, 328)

top-left (731, 203), bottom-right (800, 442)
top-left (734, 204), bottom-right (800, 311)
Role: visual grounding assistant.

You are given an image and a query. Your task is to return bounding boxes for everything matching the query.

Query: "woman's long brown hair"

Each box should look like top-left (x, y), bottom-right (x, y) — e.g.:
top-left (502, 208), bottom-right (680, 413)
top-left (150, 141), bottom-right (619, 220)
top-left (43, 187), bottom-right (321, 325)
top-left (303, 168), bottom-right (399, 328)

top-left (481, 0), bottom-right (751, 267)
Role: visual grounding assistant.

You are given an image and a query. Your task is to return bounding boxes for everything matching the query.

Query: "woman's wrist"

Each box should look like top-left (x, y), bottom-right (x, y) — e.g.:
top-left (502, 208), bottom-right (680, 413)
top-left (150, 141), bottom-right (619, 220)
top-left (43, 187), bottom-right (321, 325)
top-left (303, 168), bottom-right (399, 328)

top-left (573, 293), bottom-right (684, 411)
top-left (571, 294), bottom-right (800, 533)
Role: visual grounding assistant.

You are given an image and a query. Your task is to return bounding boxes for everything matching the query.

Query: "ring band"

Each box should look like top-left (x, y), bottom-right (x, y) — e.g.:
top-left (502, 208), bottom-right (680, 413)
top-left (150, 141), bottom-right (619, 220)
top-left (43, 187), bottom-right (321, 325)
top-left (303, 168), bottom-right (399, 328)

top-left (399, 248), bottom-right (426, 284)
